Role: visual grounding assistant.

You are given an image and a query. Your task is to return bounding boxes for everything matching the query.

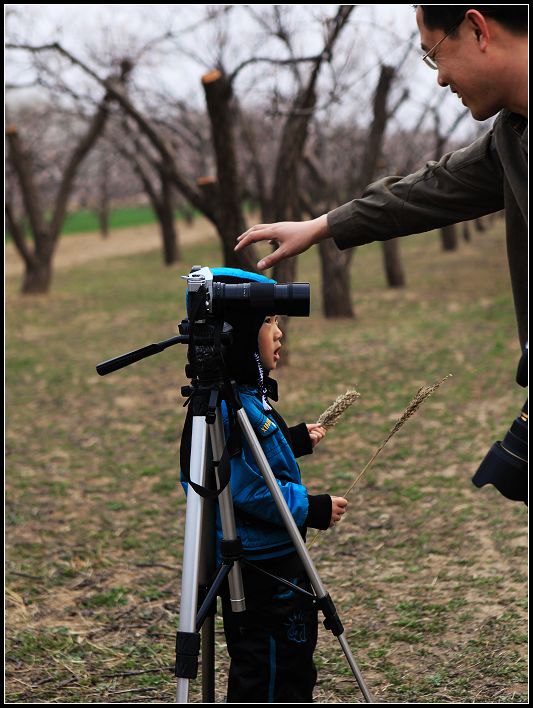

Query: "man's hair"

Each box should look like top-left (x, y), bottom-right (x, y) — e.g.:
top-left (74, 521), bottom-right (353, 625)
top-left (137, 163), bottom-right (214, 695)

top-left (416, 6), bottom-right (528, 35)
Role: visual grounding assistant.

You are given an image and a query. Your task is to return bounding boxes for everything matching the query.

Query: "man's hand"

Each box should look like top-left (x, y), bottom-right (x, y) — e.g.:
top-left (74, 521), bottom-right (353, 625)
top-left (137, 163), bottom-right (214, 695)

top-left (330, 496), bottom-right (348, 527)
top-left (235, 214), bottom-right (330, 270)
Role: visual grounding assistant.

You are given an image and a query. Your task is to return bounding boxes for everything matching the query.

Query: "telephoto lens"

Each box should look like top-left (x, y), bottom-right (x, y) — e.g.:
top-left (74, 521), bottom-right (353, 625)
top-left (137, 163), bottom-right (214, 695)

top-left (211, 281), bottom-right (310, 317)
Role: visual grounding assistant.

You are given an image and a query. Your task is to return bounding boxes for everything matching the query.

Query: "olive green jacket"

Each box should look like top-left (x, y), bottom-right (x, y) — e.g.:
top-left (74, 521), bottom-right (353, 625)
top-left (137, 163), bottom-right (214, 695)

top-left (328, 110), bottom-right (528, 348)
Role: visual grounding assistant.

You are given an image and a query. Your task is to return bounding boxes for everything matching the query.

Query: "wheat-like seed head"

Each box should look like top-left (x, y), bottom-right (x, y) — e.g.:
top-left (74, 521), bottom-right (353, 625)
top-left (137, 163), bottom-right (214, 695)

top-left (316, 389), bottom-right (360, 430)
top-left (383, 374), bottom-right (453, 446)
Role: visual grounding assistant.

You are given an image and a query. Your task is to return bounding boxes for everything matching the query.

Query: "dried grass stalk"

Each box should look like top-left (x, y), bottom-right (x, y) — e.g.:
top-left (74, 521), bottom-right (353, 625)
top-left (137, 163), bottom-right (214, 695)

top-left (316, 389), bottom-right (360, 430)
top-left (309, 374), bottom-right (453, 548)
top-left (342, 374), bottom-right (452, 498)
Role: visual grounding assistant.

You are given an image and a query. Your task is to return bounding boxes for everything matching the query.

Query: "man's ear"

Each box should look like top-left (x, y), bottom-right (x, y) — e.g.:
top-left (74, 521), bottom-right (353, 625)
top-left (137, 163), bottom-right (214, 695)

top-left (465, 9), bottom-right (490, 51)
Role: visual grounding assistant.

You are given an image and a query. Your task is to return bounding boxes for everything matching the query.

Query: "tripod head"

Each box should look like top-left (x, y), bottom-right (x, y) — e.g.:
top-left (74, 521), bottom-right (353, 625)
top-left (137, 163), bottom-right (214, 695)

top-left (95, 266), bottom-right (234, 378)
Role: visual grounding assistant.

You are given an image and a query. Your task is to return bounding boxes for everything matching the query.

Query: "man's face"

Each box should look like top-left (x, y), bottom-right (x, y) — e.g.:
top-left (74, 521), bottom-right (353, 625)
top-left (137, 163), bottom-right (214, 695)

top-left (415, 7), bottom-right (502, 121)
top-left (258, 315), bottom-right (282, 371)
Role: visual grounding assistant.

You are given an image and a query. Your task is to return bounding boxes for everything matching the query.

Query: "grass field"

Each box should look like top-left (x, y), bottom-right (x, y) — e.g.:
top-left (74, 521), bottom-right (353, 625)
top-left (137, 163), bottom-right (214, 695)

top-left (5, 220), bottom-right (528, 703)
top-left (5, 205), bottom-right (187, 240)
top-left (6, 202), bottom-right (253, 239)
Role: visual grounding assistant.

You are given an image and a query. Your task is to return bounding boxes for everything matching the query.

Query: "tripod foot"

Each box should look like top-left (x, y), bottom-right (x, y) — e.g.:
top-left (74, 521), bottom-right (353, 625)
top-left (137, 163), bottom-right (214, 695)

top-left (175, 631), bottom-right (201, 680)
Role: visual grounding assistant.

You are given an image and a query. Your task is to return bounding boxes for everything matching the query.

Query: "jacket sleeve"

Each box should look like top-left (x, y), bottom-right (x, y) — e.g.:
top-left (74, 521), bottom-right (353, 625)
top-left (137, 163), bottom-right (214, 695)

top-left (287, 422), bottom-right (313, 457)
top-left (307, 494), bottom-right (332, 530)
top-left (328, 127), bottom-right (505, 249)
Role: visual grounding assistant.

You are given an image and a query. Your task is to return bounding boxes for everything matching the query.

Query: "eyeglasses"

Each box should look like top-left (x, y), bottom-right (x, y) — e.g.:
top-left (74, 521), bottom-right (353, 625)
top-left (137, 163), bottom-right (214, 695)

top-left (422, 17), bottom-right (464, 70)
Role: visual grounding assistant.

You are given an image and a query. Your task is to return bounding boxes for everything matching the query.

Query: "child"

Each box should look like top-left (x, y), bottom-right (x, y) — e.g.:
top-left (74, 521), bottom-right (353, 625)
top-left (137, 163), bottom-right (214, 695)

top-left (210, 268), bottom-right (348, 703)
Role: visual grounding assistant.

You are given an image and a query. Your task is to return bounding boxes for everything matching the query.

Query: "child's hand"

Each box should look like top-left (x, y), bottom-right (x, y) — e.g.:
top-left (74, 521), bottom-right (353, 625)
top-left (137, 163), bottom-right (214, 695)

top-left (329, 496), bottom-right (348, 527)
top-left (307, 424), bottom-right (326, 448)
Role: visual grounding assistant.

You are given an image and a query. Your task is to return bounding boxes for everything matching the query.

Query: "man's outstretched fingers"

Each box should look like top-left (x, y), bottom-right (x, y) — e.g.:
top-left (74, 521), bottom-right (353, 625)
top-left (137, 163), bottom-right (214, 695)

top-left (235, 224), bottom-right (272, 250)
top-left (257, 249), bottom-right (284, 270)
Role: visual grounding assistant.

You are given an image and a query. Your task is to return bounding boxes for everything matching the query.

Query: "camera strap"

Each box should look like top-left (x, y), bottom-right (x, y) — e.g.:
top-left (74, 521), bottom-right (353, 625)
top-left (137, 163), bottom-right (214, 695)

top-left (180, 398), bottom-right (241, 500)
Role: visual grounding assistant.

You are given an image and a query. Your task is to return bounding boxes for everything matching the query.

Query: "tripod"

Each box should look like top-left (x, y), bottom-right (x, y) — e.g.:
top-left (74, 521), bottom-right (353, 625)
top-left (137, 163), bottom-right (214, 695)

top-left (175, 377), bottom-right (374, 703)
top-left (96, 265), bottom-right (374, 704)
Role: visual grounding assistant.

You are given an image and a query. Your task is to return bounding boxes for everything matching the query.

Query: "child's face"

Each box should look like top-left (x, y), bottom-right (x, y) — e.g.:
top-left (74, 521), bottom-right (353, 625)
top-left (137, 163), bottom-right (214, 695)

top-left (258, 314), bottom-right (283, 370)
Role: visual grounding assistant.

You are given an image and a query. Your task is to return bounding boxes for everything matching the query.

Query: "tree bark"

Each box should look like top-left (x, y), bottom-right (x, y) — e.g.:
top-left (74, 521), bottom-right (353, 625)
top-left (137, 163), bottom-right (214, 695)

top-left (440, 224), bottom-right (458, 251)
top-left (474, 217), bottom-right (487, 232)
top-left (381, 239), bottom-right (405, 287)
top-left (21, 258), bottom-right (53, 294)
top-left (98, 154), bottom-right (110, 238)
top-left (157, 174), bottom-right (180, 265)
top-left (358, 65), bottom-right (407, 289)
top-left (357, 65), bottom-right (395, 190)
top-left (319, 241), bottom-right (355, 317)
top-left (202, 69), bottom-right (259, 272)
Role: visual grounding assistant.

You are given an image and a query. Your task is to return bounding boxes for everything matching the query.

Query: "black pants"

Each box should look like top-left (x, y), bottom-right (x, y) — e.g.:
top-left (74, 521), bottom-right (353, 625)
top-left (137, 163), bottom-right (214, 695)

top-left (221, 553), bottom-right (318, 703)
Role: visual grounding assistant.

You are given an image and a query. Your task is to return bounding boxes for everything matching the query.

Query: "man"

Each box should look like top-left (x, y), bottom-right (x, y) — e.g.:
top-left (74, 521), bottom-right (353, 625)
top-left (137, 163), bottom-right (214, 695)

top-left (235, 6), bottom-right (528, 503)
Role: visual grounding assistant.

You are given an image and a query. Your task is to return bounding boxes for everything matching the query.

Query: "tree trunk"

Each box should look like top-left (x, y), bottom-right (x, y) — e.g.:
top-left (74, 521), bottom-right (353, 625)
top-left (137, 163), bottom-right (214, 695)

top-left (158, 174), bottom-right (179, 265)
top-left (474, 217), bottom-right (487, 232)
top-left (319, 241), bottom-right (355, 318)
top-left (440, 224), bottom-right (458, 251)
top-left (202, 69), bottom-right (258, 272)
top-left (159, 214), bottom-right (178, 264)
top-left (22, 256), bottom-right (53, 295)
top-left (381, 239), bottom-right (405, 287)
top-left (98, 203), bottom-right (109, 239)
top-left (98, 154), bottom-right (110, 238)
top-left (155, 202), bottom-right (179, 266)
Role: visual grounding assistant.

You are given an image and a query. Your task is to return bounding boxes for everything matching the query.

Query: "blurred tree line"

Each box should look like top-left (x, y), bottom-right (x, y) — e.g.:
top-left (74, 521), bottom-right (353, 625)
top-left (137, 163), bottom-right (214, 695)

top-left (6, 5), bottom-right (495, 314)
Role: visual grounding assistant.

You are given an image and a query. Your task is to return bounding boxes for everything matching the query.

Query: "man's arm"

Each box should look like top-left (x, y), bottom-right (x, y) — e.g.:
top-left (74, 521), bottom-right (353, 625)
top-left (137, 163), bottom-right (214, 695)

top-left (236, 127), bottom-right (504, 270)
top-left (329, 128), bottom-right (504, 250)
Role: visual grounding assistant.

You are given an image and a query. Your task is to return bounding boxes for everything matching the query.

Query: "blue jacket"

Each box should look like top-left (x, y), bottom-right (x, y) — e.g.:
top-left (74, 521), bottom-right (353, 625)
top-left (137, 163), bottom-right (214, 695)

top-left (219, 385), bottom-right (309, 561)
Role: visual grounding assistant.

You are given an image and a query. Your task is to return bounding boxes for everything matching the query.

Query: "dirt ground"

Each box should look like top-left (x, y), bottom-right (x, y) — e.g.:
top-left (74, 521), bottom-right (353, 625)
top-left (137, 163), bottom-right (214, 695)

top-left (5, 217), bottom-right (216, 276)
top-left (6, 220), bottom-right (528, 703)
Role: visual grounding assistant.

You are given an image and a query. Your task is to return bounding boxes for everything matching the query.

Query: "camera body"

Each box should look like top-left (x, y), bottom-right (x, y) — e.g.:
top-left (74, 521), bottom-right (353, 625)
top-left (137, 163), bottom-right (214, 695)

top-left (472, 345), bottom-right (528, 504)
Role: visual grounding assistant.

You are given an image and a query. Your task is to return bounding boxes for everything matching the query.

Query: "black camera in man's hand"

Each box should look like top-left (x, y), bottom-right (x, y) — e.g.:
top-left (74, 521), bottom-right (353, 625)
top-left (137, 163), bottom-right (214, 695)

top-left (472, 345), bottom-right (528, 504)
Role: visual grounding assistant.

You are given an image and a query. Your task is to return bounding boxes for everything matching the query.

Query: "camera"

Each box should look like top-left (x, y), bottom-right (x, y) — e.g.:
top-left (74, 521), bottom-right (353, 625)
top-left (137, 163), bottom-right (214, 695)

top-left (472, 345), bottom-right (528, 504)
top-left (185, 266), bottom-right (310, 319)
top-left (96, 265), bottom-right (310, 379)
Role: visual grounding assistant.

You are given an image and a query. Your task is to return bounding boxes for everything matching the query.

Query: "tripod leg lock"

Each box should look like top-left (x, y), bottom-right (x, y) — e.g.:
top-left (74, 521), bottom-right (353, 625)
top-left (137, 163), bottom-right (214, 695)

top-left (220, 537), bottom-right (243, 562)
top-left (174, 631), bottom-right (201, 679)
top-left (317, 593), bottom-right (345, 637)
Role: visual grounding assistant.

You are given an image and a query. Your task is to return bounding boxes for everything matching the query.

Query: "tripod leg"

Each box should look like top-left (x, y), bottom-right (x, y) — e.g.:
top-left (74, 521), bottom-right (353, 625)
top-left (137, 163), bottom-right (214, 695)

top-left (200, 495), bottom-right (216, 702)
top-left (176, 416), bottom-right (208, 703)
top-left (209, 412), bottom-right (246, 613)
top-left (236, 408), bottom-right (374, 703)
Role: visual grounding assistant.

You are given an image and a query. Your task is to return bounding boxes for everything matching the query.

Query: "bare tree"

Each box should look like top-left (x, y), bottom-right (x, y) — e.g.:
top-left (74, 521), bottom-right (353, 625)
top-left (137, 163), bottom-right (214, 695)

top-left (270, 6), bottom-right (355, 287)
top-left (303, 61), bottom-right (409, 316)
top-left (431, 102), bottom-right (470, 251)
top-left (7, 39), bottom-right (264, 271)
top-left (115, 120), bottom-right (181, 265)
top-left (5, 62), bottom-right (131, 294)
